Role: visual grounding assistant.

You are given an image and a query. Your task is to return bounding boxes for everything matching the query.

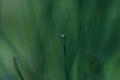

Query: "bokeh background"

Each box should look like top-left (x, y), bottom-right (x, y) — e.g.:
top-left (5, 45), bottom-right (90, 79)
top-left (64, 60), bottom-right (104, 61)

top-left (0, 0), bottom-right (120, 80)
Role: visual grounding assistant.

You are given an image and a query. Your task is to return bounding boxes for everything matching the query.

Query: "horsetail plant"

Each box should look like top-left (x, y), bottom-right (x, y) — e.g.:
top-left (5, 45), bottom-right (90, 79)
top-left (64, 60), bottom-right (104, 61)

top-left (60, 33), bottom-right (69, 80)
top-left (13, 57), bottom-right (24, 80)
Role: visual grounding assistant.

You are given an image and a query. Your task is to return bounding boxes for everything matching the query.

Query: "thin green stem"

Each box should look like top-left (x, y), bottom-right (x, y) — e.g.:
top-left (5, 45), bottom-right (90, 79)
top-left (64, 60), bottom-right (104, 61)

top-left (13, 57), bottom-right (24, 80)
top-left (61, 33), bottom-right (69, 80)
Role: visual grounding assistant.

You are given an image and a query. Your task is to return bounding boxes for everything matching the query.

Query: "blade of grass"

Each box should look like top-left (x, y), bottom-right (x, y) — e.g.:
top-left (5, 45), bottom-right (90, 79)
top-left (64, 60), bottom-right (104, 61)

top-left (60, 33), bottom-right (69, 80)
top-left (13, 57), bottom-right (24, 80)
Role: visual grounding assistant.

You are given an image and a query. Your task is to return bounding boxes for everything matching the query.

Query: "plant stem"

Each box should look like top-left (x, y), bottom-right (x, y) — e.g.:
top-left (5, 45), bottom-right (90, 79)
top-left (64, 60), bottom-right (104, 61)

top-left (62, 36), bottom-right (69, 80)
top-left (13, 57), bottom-right (24, 80)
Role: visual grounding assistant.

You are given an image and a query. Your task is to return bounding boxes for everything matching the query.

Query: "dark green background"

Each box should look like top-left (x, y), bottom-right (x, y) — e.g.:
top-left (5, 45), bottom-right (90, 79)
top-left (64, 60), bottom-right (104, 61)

top-left (0, 0), bottom-right (120, 80)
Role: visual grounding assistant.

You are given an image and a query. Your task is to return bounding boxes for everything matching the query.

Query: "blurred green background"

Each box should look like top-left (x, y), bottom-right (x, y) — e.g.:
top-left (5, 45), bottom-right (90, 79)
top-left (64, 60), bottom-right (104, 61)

top-left (0, 0), bottom-right (120, 80)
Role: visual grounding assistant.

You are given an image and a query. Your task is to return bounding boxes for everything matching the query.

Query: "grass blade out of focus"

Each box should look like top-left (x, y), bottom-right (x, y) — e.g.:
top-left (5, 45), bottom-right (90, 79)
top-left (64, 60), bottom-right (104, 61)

top-left (0, 0), bottom-right (120, 80)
